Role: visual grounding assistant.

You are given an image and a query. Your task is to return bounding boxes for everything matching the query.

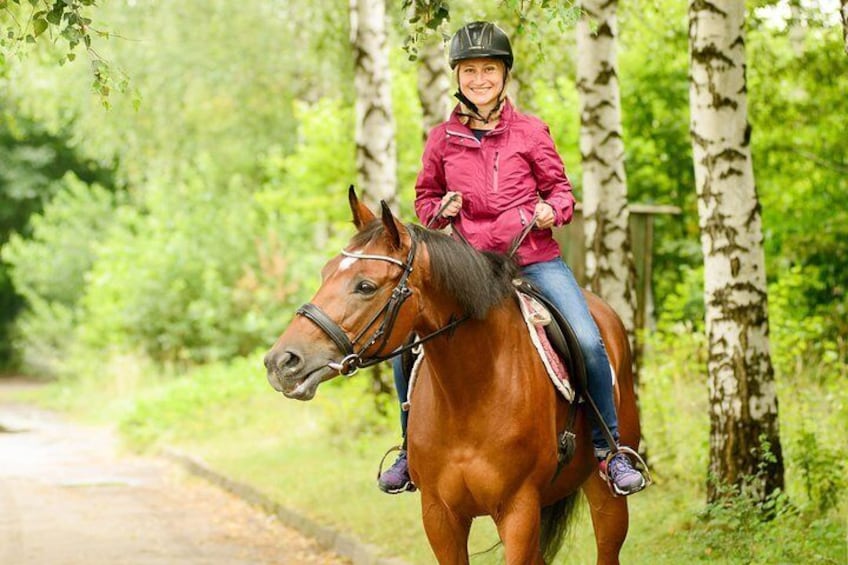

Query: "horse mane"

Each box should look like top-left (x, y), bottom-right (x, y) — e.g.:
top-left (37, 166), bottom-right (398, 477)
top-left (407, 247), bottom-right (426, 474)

top-left (350, 222), bottom-right (518, 320)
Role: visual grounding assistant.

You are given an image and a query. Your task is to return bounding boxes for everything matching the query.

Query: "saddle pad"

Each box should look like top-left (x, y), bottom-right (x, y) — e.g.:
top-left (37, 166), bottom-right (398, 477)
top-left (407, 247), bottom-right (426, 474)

top-left (516, 291), bottom-right (574, 402)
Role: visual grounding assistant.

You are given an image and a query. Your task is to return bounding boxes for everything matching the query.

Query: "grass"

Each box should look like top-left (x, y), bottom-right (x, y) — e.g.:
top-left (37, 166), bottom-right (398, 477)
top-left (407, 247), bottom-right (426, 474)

top-left (7, 346), bottom-right (847, 564)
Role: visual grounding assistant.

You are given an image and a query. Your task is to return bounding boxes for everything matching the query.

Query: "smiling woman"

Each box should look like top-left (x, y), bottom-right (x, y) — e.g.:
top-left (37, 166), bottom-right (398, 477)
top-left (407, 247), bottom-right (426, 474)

top-left (456, 58), bottom-right (506, 125)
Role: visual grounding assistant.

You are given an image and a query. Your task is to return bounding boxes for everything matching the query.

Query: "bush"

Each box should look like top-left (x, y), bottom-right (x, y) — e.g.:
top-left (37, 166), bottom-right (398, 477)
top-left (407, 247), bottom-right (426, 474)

top-left (1, 173), bottom-right (117, 376)
top-left (75, 164), bottom-right (299, 366)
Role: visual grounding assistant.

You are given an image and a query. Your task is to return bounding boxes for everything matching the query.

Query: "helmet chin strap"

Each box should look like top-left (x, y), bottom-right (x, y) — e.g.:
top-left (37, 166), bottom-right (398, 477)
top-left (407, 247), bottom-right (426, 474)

top-left (454, 84), bottom-right (506, 125)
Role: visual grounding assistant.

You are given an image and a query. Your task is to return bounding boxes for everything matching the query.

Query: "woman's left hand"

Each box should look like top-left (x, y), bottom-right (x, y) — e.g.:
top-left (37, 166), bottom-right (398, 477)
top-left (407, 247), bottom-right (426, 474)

top-left (534, 202), bottom-right (555, 229)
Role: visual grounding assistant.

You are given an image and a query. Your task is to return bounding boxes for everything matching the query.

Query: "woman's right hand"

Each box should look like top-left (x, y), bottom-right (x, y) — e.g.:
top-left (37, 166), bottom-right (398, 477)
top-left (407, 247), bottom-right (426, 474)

top-left (440, 191), bottom-right (463, 218)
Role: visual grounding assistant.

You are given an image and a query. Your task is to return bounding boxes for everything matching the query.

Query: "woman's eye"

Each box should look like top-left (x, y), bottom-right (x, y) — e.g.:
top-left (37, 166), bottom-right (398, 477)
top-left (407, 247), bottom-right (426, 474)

top-left (355, 280), bottom-right (378, 295)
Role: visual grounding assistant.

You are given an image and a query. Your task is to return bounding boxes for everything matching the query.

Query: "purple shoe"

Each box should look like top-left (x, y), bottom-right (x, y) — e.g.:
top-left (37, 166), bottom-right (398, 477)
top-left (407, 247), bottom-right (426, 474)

top-left (600, 452), bottom-right (647, 496)
top-left (378, 450), bottom-right (416, 494)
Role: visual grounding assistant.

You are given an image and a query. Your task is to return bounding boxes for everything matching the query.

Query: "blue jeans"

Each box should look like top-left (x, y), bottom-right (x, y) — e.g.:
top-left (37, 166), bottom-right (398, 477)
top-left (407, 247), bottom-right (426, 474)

top-left (392, 258), bottom-right (619, 455)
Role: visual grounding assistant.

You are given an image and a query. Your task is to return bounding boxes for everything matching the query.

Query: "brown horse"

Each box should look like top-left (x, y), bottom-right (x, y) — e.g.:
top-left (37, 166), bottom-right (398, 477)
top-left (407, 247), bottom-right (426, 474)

top-left (264, 188), bottom-right (641, 564)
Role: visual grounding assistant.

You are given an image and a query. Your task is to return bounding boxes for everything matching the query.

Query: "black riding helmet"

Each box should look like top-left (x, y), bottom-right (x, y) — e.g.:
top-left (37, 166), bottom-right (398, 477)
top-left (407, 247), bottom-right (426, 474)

top-left (448, 21), bottom-right (513, 71)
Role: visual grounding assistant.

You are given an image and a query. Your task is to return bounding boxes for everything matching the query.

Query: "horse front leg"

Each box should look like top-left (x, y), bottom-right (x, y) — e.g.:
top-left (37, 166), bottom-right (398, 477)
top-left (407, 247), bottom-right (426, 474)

top-left (421, 493), bottom-right (472, 565)
top-left (494, 493), bottom-right (545, 565)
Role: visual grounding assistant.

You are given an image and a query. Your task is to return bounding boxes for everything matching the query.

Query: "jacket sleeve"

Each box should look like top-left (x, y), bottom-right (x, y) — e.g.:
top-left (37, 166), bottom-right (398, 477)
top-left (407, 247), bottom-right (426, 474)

top-left (530, 124), bottom-right (575, 227)
top-left (414, 127), bottom-right (450, 229)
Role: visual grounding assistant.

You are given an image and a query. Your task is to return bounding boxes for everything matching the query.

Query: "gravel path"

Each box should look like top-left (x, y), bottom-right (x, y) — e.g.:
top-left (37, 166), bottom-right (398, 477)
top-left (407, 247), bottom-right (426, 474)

top-left (0, 400), bottom-right (350, 565)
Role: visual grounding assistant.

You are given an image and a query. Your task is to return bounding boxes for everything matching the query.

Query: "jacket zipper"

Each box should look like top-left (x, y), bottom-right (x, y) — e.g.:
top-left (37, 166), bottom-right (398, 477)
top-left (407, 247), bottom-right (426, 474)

top-left (492, 151), bottom-right (500, 193)
top-left (519, 208), bottom-right (527, 226)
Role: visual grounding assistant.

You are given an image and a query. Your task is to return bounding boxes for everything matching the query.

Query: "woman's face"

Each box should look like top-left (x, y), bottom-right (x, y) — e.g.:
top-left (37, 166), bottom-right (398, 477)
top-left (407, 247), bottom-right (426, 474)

top-left (457, 58), bottom-right (505, 111)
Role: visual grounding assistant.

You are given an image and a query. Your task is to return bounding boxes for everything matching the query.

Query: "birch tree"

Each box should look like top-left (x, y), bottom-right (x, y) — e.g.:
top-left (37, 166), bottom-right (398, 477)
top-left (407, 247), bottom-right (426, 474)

top-left (405, 1), bottom-right (451, 139)
top-left (842, 0), bottom-right (847, 55)
top-left (415, 35), bottom-right (452, 139)
top-left (349, 0), bottom-right (397, 209)
top-left (688, 0), bottom-right (784, 503)
top-left (576, 0), bottom-right (638, 354)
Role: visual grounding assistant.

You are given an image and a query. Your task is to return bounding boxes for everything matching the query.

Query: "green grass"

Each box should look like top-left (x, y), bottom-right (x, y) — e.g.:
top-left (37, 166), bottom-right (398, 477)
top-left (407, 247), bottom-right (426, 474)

top-left (12, 347), bottom-right (848, 564)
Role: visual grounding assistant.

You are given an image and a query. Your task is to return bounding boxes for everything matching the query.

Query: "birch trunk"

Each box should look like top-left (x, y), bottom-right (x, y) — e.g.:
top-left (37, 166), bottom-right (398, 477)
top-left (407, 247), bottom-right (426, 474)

top-left (349, 0), bottom-right (397, 209)
top-left (416, 35), bottom-right (451, 140)
top-left (576, 0), bottom-right (638, 356)
top-left (688, 0), bottom-right (784, 503)
top-left (842, 0), bottom-right (847, 55)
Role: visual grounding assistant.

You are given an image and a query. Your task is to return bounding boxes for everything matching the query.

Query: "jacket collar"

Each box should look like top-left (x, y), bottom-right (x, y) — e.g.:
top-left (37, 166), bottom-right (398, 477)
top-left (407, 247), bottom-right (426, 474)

top-left (449, 98), bottom-right (514, 136)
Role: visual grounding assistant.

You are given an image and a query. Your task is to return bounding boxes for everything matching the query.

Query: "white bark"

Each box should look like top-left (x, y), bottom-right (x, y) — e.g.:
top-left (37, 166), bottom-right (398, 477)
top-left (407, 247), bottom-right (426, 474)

top-left (842, 0), bottom-right (848, 55)
top-left (416, 35), bottom-right (451, 140)
top-left (688, 0), bottom-right (783, 502)
top-left (349, 0), bottom-right (397, 208)
top-left (576, 0), bottom-right (638, 350)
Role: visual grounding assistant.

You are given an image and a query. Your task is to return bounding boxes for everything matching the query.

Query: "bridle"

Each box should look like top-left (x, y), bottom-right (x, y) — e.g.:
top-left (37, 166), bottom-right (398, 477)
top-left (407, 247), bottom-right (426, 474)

top-left (295, 228), bottom-right (466, 377)
top-left (295, 203), bottom-right (539, 377)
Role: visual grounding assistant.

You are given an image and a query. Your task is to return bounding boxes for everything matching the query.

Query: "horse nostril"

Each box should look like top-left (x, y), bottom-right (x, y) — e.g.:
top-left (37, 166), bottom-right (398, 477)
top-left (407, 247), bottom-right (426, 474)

top-left (265, 350), bottom-right (303, 373)
top-left (280, 350), bottom-right (302, 371)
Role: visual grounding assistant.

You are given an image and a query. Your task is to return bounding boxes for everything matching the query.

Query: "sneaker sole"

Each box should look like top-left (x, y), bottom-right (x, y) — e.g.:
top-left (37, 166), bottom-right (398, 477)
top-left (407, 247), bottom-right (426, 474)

top-left (611, 477), bottom-right (646, 497)
top-left (378, 481), bottom-right (417, 494)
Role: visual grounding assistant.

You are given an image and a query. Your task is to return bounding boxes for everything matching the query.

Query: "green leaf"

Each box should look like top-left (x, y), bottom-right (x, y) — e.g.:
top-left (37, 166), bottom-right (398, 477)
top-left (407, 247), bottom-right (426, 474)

top-left (33, 19), bottom-right (48, 37)
top-left (47, 7), bottom-right (64, 25)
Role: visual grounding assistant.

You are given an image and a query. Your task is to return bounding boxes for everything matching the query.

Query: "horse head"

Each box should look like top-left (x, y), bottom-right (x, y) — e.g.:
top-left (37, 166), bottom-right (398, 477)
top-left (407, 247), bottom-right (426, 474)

top-left (263, 186), bottom-right (421, 400)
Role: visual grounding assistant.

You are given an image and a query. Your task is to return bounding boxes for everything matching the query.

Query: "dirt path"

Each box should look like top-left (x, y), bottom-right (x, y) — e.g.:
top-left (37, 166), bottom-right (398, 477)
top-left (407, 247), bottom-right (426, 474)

top-left (0, 400), bottom-right (350, 565)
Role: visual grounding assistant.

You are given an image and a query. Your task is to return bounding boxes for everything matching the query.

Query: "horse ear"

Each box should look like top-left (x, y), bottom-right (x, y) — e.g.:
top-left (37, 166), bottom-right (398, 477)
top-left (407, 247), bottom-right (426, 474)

top-left (380, 200), bottom-right (404, 250)
top-left (349, 185), bottom-right (376, 231)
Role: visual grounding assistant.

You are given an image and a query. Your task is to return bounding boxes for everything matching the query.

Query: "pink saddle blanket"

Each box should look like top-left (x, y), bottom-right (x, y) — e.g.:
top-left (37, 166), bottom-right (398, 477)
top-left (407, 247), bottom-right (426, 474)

top-left (516, 291), bottom-right (574, 401)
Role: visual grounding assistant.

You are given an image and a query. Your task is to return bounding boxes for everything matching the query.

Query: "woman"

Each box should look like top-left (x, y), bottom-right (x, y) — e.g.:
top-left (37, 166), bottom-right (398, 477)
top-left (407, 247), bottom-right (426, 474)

top-left (378, 21), bottom-right (646, 497)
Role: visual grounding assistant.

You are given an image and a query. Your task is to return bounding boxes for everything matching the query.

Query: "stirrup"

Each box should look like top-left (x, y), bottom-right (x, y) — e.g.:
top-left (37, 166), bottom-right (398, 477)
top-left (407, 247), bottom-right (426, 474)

top-left (376, 444), bottom-right (405, 479)
top-left (376, 444), bottom-right (417, 494)
top-left (601, 446), bottom-right (653, 496)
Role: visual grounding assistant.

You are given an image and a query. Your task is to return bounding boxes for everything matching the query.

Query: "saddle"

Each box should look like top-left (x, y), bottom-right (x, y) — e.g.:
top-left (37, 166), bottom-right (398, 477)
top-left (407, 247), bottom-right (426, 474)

top-left (513, 278), bottom-right (618, 475)
top-left (512, 278), bottom-right (588, 397)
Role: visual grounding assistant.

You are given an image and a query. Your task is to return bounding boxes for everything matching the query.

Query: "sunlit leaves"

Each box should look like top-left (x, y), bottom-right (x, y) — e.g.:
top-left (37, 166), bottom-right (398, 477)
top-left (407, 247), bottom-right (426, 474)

top-left (0, 0), bottom-right (124, 105)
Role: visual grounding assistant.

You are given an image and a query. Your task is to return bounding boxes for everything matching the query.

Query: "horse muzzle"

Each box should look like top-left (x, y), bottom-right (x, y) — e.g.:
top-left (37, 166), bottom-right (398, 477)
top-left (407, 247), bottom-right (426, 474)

top-left (264, 347), bottom-right (334, 401)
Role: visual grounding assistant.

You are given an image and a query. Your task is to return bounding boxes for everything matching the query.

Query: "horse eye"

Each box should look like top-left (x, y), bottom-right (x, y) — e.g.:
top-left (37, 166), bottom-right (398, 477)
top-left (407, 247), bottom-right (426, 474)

top-left (355, 280), bottom-right (378, 295)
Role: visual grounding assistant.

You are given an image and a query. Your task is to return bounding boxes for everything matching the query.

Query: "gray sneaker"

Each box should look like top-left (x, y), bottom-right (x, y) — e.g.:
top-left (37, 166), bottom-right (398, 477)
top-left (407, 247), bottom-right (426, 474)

top-left (377, 450), bottom-right (416, 494)
top-left (600, 452), bottom-right (647, 496)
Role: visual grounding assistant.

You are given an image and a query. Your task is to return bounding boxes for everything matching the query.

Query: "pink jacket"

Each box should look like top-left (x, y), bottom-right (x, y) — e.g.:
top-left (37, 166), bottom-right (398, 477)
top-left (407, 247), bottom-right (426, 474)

top-left (414, 100), bottom-right (575, 266)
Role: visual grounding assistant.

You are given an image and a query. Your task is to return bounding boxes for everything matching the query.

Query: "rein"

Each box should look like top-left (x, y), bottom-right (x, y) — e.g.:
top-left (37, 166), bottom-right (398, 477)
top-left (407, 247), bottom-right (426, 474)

top-left (295, 229), bottom-right (467, 377)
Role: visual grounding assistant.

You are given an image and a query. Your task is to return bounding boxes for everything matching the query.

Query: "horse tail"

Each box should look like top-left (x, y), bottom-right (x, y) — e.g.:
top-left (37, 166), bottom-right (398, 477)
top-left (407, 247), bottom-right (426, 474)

top-left (540, 492), bottom-right (582, 563)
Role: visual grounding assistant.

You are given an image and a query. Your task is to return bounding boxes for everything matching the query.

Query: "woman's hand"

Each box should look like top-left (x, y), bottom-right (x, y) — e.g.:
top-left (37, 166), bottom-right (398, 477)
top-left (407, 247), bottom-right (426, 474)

top-left (534, 201), bottom-right (555, 229)
top-left (440, 191), bottom-right (463, 218)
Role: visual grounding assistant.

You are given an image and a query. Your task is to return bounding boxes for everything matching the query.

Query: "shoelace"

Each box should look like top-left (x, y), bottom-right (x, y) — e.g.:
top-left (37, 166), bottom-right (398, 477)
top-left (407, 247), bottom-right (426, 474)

top-left (609, 456), bottom-right (636, 478)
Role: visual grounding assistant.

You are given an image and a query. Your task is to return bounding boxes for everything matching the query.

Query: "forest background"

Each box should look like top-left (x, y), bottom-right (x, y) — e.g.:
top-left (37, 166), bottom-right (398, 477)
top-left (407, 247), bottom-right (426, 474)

top-left (1, 0), bottom-right (846, 563)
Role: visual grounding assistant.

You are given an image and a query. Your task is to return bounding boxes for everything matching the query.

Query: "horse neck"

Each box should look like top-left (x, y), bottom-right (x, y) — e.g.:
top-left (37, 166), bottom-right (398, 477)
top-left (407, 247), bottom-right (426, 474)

top-left (415, 296), bottom-right (525, 393)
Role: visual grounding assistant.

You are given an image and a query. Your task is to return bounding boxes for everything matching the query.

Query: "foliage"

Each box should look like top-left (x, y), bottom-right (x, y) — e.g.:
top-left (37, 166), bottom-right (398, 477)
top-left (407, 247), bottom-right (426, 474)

top-left (3, 173), bottom-right (115, 307)
top-left (75, 161), bottom-right (296, 367)
top-left (747, 7), bottom-right (848, 346)
top-left (686, 483), bottom-right (842, 564)
top-left (0, 0), bottom-right (127, 104)
top-left (1, 173), bottom-right (116, 375)
top-left (117, 352), bottom-right (269, 451)
top-left (0, 110), bottom-right (115, 367)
